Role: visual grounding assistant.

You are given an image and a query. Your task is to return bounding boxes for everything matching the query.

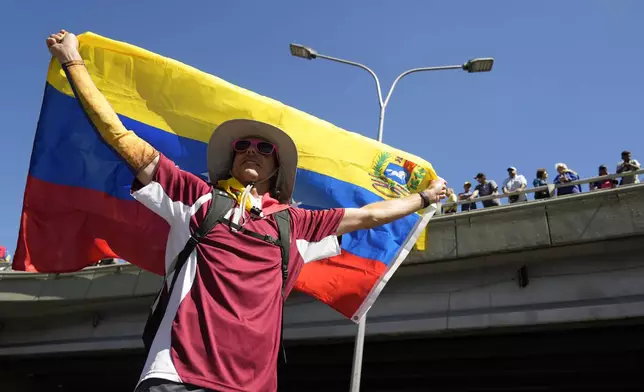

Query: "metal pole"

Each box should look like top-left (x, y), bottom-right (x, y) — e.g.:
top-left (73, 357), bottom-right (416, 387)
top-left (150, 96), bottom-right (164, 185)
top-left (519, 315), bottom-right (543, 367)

top-left (350, 315), bottom-right (367, 391)
top-left (314, 53), bottom-right (467, 392)
top-left (377, 106), bottom-right (386, 143)
top-left (382, 65), bottom-right (463, 108)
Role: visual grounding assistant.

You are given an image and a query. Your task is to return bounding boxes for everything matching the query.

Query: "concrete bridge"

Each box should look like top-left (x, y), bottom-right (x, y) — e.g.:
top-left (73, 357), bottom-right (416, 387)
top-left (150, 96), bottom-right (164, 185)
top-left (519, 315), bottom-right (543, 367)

top-left (2, 183), bottom-right (644, 356)
top-left (0, 185), bottom-right (644, 392)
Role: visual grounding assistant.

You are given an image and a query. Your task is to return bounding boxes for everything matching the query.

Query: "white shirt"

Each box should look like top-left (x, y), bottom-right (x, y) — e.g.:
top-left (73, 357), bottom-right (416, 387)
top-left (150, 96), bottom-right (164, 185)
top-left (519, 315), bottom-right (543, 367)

top-left (616, 159), bottom-right (640, 185)
top-left (503, 174), bottom-right (528, 201)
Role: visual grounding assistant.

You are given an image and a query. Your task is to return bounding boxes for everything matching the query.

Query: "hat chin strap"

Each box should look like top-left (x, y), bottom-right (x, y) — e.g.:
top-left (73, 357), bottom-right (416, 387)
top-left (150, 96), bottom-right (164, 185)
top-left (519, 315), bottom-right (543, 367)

top-left (249, 168), bottom-right (279, 187)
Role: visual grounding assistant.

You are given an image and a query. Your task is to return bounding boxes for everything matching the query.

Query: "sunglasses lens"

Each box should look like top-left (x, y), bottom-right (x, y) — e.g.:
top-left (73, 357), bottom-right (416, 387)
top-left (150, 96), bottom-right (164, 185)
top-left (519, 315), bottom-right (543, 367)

top-left (257, 141), bottom-right (275, 154)
top-left (234, 140), bottom-right (251, 152)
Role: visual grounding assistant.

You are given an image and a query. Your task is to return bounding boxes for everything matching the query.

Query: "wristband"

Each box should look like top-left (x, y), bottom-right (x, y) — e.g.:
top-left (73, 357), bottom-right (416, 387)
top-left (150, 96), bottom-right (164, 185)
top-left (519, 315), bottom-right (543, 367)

top-left (419, 191), bottom-right (431, 209)
top-left (62, 59), bottom-right (85, 68)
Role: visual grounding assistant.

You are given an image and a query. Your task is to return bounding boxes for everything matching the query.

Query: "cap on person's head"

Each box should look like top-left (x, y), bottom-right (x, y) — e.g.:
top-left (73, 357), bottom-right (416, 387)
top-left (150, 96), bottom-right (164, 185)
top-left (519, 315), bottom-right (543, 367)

top-left (622, 150), bottom-right (631, 156)
top-left (599, 164), bottom-right (607, 171)
top-left (464, 181), bottom-right (472, 186)
top-left (474, 172), bottom-right (485, 179)
top-left (507, 166), bottom-right (517, 172)
top-left (207, 119), bottom-right (298, 204)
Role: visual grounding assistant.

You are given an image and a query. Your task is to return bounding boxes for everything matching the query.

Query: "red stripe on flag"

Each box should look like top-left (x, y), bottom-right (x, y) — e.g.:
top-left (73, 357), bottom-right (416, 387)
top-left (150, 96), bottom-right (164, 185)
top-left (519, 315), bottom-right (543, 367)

top-left (14, 175), bottom-right (168, 275)
top-left (295, 251), bottom-right (387, 318)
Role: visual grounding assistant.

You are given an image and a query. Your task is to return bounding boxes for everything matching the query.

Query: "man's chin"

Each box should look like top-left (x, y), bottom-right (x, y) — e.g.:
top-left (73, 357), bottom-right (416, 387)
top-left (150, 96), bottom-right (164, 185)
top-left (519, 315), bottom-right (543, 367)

top-left (239, 169), bottom-right (260, 183)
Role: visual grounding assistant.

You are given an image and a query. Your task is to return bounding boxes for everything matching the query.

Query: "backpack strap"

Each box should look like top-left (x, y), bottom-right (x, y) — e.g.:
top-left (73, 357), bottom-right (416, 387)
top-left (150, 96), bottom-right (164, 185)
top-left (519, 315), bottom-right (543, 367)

top-left (219, 218), bottom-right (280, 246)
top-left (142, 188), bottom-right (233, 354)
top-left (274, 210), bottom-right (290, 297)
top-left (273, 209), bottom-right (291, 365)
top-left (218, 209), bottom-right (290, 294)
top-left (165, 189), bottom-right (233, 282)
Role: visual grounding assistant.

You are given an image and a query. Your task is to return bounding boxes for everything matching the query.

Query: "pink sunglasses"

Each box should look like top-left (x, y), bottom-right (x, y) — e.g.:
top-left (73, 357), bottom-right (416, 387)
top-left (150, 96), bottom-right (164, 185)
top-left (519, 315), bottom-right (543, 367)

top-left (232, 138), bottom-right (277, 155)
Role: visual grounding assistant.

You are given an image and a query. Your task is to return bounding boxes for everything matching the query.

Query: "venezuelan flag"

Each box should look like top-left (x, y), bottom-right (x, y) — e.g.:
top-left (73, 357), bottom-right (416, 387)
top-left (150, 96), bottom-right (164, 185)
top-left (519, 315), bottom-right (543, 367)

top-left (14, 33), bottom-right (438, 321)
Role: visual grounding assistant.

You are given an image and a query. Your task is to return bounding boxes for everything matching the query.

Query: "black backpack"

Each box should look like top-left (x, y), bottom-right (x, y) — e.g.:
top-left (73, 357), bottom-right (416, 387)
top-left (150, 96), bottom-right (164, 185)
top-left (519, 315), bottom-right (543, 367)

top-left (142, 187), bottom-right (291, 362)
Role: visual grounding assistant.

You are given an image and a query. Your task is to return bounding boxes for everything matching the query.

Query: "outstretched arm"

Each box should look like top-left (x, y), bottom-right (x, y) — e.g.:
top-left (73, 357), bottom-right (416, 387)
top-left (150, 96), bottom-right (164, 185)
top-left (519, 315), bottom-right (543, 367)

top-left (336, 178), bottom-right (447, 236)
top-left (46, 30), bottom-right (159, 185)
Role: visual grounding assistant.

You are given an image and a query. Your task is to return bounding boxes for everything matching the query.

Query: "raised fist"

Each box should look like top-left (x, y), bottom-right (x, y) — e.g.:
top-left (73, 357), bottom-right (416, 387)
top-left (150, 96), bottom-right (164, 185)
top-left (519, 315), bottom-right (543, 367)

top-left (424, 177), bottom-right (448, 203)
top-left (46, 29), bottom-right (81, 64)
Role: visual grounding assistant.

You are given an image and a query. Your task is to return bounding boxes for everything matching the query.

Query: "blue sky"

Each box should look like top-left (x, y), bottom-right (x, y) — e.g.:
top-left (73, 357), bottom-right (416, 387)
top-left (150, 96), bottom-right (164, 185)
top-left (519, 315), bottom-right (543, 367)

top-left (1, 0), bottom-right (643, 255)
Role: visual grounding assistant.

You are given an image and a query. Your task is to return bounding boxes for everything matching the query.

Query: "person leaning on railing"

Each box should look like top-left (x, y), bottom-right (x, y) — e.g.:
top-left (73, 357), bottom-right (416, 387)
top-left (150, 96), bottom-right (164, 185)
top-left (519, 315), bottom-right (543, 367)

top-left (553, 163), bottom-right (582, 195)
top-left (443, 188), bottom-right (458, 214)
top-left (532, 168), bottom-right (551, 199)
top-left (502, 167), bottom-right (528, 203)
top-left (617, 150), bottom-right (641, 186)
top-left (470, 173), bottom-right (500, 208)
top-left (458, 181), bottom-right (477, 212)
top-left (589, 165), bottom-right (618, 191)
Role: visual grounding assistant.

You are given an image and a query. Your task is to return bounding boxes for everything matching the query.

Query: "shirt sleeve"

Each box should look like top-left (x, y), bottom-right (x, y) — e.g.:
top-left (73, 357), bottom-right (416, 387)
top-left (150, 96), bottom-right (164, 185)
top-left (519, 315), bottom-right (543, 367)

top-left (63, 62), bottom-right (158, 173)
top-left (296, 236), bottom-right (342, 263)
top-left (288, 207), bottom-right (345, 242)
top-left (131, 154), bottom-right (211, 225)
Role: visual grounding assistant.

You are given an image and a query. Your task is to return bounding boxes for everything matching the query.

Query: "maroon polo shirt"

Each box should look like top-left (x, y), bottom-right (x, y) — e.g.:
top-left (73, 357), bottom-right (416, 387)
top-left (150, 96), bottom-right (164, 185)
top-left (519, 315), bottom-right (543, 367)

top-left (132, 155), bottom-right (344, 391)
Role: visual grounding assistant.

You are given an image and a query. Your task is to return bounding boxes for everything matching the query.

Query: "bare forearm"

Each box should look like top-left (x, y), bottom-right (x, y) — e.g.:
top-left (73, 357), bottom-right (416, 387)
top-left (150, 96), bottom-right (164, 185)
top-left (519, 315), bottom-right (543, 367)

top-left (363, 193), bottom-right (425, 226)
top-left (62, 61), bottom-right (158, 183)
top-left (45, 30), bottom-right (158, 183)
top-left (336, 192), bottom-right (431, 236)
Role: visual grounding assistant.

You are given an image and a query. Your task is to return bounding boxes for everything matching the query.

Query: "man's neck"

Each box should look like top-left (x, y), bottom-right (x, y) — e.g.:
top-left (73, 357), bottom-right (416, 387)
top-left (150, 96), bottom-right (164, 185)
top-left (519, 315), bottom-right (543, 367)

top-left (236, 179), bottom-right (269, 198)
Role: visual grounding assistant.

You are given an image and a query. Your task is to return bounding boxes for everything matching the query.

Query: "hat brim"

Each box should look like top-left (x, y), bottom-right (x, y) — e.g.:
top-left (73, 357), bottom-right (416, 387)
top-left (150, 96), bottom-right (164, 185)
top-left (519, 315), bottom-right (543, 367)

top-left (207, 119), bottom-right (298, 204)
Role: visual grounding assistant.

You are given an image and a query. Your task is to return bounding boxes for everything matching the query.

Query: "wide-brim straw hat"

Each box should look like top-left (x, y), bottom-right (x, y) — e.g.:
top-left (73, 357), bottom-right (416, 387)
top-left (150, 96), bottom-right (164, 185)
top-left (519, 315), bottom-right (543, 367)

top-left (207, 119), bottom-right (298, 204)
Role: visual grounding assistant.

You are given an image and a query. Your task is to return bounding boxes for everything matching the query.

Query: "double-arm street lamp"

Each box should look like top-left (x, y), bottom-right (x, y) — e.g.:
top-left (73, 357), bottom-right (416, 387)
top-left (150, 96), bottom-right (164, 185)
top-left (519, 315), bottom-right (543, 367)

top-left (290, 43), bottom-right (494, 143)
top-left (290, 42), bottom-right (494, 392)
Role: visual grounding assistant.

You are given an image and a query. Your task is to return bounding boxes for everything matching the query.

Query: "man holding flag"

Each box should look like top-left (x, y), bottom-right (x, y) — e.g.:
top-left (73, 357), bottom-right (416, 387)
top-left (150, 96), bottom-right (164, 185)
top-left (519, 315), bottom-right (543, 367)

top-left (46, 29), bottom-right (446, 392)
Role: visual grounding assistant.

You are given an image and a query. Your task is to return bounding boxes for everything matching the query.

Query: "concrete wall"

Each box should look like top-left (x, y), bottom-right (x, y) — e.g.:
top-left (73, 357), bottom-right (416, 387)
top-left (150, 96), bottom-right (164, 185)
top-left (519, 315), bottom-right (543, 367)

top-left (284, 242), bottom-right (644, 339)
top-left (409, 183), bottom-right (644, 264)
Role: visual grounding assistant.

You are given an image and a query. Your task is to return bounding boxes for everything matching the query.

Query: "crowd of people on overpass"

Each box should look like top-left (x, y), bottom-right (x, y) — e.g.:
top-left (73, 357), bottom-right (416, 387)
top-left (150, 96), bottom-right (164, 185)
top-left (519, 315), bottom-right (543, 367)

top-left (442, 150), bottom-right (641, 214)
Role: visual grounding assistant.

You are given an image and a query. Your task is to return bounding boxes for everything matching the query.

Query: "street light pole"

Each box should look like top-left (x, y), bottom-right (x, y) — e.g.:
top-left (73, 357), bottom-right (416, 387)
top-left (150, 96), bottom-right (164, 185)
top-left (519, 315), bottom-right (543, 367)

top-left (290, 43), bottom-right (493, 144)
top-left (310, 54), bottom-right (469, 144)
top-left (289, 43), bottom-right (494, 392)
top-left (378, 65), bottom-right (463, 140)
top-left (311, 52), bottom-right (386, 143)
